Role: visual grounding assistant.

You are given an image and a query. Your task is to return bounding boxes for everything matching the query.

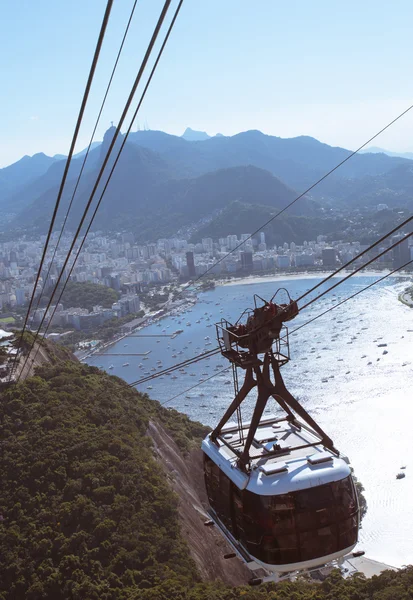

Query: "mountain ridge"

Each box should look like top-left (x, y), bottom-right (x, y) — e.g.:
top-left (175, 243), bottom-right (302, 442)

top-left (5, 127), bottom-right (413, 239)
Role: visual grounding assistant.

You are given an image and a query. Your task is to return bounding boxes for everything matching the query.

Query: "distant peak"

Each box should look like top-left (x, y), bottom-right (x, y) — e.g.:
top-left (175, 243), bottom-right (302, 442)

top-left (181, 127), bottom-right (210, 141)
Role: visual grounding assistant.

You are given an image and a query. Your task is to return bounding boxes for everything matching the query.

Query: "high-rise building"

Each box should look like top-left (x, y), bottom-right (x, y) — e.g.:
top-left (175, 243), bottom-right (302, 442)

top-left (260, 232), bottom-right (265, 245)
top-left (186, 251), bottom-right (196, 277)
top-left (240, 251), bottom-right (253, 272)
top-left (15, 288), bottom-right (26, 306)
top-left (202, 238), bottom-right (213, 252)
top-left (276, 255), bottom-right (290, 268)
top-left (322, 248), bottom-right (336, 266)
top-left (227, 235), bottom-right (238, 250)
top-left (392, 235), bottom-right (410, 269)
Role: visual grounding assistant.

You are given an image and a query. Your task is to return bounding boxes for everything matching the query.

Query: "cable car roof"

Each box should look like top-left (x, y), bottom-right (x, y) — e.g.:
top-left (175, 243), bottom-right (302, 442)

top-left (202, 414), bottom-right (351, 496)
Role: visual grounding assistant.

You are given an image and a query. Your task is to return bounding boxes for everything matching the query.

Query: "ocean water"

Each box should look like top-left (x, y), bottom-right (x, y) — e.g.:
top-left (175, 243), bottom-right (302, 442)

top-left (85, 275), bottom-right (413, 568)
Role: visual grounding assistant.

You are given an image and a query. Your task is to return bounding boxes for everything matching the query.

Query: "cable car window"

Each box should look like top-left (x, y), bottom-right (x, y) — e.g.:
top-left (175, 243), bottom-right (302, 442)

top-left (333, 477), bottom-right (357, 518)
top-left (300, 526), bottom-right (337, 561)
top-left (232, 485), bottom-right (247, 545)
top-left (218, 469), bottom-right (232, 531)
top-left (338, 515), bottom-right (358, 549)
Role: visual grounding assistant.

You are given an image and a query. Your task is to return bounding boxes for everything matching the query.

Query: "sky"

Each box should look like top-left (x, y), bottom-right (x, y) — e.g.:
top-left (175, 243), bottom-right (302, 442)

top-left (2, 0), bottom-right (413, 167)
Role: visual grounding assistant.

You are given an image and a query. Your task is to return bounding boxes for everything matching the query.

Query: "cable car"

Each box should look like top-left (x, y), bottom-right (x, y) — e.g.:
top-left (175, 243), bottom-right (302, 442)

top-left (202, 291), bottom-right (360, 577)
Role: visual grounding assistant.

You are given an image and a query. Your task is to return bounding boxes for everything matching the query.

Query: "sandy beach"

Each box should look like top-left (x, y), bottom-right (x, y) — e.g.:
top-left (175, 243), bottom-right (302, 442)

top-left (215, 269), bottom-right (407, 288)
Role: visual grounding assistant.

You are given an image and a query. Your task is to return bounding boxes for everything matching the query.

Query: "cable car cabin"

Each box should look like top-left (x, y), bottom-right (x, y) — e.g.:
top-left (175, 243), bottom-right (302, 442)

top-left (202, 416), bottom-right (359, 574)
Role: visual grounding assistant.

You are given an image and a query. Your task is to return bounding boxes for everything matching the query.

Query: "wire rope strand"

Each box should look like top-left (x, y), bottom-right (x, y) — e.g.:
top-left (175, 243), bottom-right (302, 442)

top-left (299, 232), bottom-right (413, 311)
top-left (18, 0), bottom-right (182, 379)
top-left (295, 217), bottom-right (413, 303)
top-left (10, 0), bottom-right (114, 380)
top-left (128, 347), bottom-right (220, 387)
top-left (29, 0), bottom-right (139, 324)
top-left (289, 258), bottom-right (413, 336)
top-left (158, 367), bottom-right (230, 407)
top-left (170, 106), bottom-right (413, 296)
top-left (156, 261), bottom-right (413, 410)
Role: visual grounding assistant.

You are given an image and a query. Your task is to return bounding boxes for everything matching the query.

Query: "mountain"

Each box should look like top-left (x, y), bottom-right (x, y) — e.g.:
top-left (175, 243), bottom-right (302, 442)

top-left (192, 200), bottom-right (342, 247)
top-left (129, 129), bottom-right (412, 198)
top-left (361, 146), bottom-right (413, 160)
top-left (181, 127), bottom-right (210, 141)
top-left (74, 140), bottom-right (101, 158)
top-left (6, 127), bottom-right (413, 239)
top-left (4, 145), bottom-right (101, 218)
top-left (0, 152), bottom-right (59, 206)
top-left (338, 162), bottom-right (413, 208)
top-left (13, 139), bottom-right (172, 233)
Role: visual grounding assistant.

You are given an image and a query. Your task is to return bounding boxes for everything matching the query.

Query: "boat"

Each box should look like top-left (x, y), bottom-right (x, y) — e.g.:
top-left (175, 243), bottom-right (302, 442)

top-left (122, 362), bottom-right (130, 367)
top-left (186, 322), bottom-right (191, 326)
top-left (147, 386), bottom-right (153, 390)
top-left (108, 365), bottom-right (114, 370)
top-left (172, 376), bottom-right (178, 380)
top-left (396, 472), bottom-right (406, 479)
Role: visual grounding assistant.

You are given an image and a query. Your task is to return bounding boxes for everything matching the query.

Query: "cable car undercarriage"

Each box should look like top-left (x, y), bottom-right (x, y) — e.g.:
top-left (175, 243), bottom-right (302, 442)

top-left (202, 291), bottom-right (362, 583)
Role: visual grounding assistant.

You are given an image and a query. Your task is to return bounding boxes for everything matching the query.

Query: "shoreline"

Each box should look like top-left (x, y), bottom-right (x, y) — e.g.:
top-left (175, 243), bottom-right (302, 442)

top-left (79, 270), bottom-right (411, 360)
top-left (214, 269), bottom-right (409, 288)
top-left (79, 297), bottom-right (197, 361)
top-left (399, 288), bottom-right (413, 308)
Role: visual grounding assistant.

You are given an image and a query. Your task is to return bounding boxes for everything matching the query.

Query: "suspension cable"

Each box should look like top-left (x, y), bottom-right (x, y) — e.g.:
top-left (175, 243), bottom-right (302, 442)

top-left (299, 232), bottom-right (413, 311)
top-left (295, 217), bottom-right (413, 303)
top-left (106, 241), bottom-right (413, 393)
top-left (131, 246), bottom-right (412, 393)
top-left (173, 105), bottom-right (413, 295)
top-left (29, 0), bottom-right (139, 324)
top-left (18, 0), bottom-right (183, 380)
top-left (150, 262), bottom-right (413, 409)
top-left (35, 0), bottom-right (185, 348)
top-left (289, 258), bottom-right (413, 336)
top-left (9, 0), bottom-right (113, 380)
top-left (156, 367), bottom-right (230, 407)
top-left (127, 346), bottom-right (220, 387)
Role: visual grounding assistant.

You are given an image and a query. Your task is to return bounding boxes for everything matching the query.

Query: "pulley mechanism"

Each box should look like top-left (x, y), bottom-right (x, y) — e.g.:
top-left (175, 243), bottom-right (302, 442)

top-left (212, 289), bottom-right (338, 472)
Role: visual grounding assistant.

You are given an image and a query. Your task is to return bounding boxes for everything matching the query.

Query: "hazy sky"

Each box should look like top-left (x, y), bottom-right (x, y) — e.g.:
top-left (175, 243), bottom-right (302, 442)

top-left (2, 0), bottom-right (413, 167)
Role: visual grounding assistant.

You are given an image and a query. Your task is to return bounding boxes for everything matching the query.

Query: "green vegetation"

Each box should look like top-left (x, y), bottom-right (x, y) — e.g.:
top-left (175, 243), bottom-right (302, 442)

top-left (191, 201), bottom-right (342, 248)
top-left (10, 330), bottom-right (42, 354)
top-left (60, 282), bottom-right (119, 311)
top-left (142, 293), bottom-right (169, 311)
top-left (54, 310), bottom-right (145, 351)
top-left (0, 316), bottom-right (15, 324)
top-left (136, 568), bottom-right (413, 599)
top-left (0, 358), bottom-right (407, 600)
top-left (0, 361), bottom-right (200, 599)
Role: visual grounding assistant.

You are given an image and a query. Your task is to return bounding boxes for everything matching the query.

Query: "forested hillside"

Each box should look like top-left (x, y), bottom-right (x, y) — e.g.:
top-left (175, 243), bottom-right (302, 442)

top-left (59, 281), bottom-right (119, 311)
top-left (0, 360), bottom-right (410, 599)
